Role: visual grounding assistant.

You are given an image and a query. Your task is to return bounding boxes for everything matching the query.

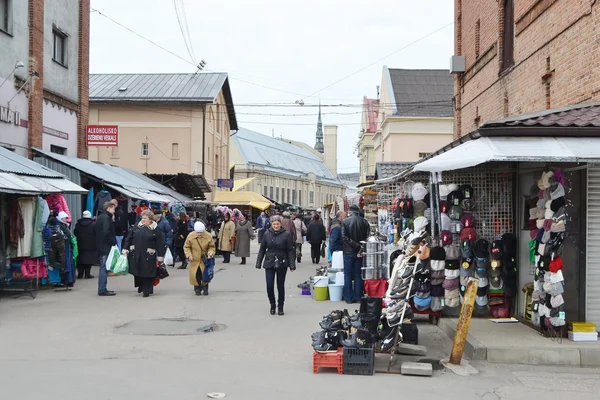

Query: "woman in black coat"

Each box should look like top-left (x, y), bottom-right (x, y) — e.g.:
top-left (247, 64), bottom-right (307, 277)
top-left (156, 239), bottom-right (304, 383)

top-left (306, 214), bottom-right (327, 264)
top-left (123, 209), bottom-right (166, 297)
top-left (255, 215), bottom-right (296, 316)
top-left (74, 211), bottom-right (98, 279)
top-left (175, 212), bottom-right (190, 269)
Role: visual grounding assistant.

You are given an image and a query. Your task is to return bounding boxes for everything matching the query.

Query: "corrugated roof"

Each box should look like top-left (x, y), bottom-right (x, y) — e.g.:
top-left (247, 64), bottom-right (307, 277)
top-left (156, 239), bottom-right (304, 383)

top-left (233, 128), bottom-right (339, 182)
top-left (375, 162), bottom-right (412, 180)
top-left (89, 73), bottom-right (238, 130)
top-left (483, 101), bottom-right (600, 129)
top-left (387, 68), bottom-right (454, 117)
top-left (0, 146), bottom-right (64, 178)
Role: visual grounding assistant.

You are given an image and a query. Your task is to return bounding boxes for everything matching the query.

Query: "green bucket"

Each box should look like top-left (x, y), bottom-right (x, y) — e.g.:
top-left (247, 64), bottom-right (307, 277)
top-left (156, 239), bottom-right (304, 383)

top-left (314, 286), bottom-right (329, 301)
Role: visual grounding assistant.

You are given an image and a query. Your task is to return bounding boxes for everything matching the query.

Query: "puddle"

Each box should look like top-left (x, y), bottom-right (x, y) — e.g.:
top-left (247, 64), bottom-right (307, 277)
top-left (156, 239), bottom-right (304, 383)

top-left (114, 318), bottom-right (227, 336)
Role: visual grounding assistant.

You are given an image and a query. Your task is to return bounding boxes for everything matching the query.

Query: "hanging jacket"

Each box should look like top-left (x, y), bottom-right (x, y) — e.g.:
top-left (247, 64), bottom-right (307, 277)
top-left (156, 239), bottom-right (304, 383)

top-left (45, 194), bottom-right (71, 223)
top-left (95, 190), bottom-right (112, 214)
top-left (86, 187), bottom-right (95, 216)
top-left (30, 197), bottom-right (45, 258)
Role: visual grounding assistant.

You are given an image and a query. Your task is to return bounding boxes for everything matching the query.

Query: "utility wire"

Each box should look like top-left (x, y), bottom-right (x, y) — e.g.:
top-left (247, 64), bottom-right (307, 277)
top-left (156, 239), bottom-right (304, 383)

top-left (172, 0), bottom-right (196, 64)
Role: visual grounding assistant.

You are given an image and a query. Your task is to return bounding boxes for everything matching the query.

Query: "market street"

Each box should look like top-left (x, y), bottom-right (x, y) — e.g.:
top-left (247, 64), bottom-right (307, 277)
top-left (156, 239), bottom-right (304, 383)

top-left (0, 242), bottom-right (597, 399)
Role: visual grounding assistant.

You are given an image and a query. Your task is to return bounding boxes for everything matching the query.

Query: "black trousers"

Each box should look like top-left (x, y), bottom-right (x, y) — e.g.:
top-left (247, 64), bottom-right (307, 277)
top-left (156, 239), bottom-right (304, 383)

top-left (265, 267), bottom-right (288, 307)
top-left (176, 246), bottom-right (187, 266)
top-left (134, 276), bottom-right (154, 296)
top-left (222, 251), bottom-right (231, 263)
top-left (77, 263), bottom-right (92, 278)
top-left (310, 243), bottom-right (321, 263)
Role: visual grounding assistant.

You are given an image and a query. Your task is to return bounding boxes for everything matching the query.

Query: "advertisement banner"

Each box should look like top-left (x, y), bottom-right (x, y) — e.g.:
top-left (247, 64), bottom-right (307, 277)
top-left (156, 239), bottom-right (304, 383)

top-left (217, 179), bottom-right (234, 189)
top-left (86, 125), bottom-right (119, 146)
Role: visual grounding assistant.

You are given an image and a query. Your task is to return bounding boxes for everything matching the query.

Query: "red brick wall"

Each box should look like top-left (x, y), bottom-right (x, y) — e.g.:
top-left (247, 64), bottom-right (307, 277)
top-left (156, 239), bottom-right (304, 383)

top-left (27, 0), bottom-right (44, 157)
top-left (77, 0), bottom-right (90, 159)
top-left (455, 0), bottom-right (600, 138)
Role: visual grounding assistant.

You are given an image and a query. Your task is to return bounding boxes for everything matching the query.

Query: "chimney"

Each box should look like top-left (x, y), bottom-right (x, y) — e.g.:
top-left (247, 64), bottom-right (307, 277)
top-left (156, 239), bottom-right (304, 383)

top-left (323, 125), bottom-right (338, 178)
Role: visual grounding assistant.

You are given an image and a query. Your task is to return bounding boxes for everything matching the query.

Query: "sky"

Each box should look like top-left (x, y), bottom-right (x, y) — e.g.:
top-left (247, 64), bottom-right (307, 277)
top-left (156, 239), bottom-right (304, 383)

top-left (89, 0), bottom-right (454, 174)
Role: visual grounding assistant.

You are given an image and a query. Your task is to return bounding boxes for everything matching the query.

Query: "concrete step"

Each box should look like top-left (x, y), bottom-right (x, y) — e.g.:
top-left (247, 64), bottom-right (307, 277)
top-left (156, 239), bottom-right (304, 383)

top-left (401, 362), bottom-right (433, 376)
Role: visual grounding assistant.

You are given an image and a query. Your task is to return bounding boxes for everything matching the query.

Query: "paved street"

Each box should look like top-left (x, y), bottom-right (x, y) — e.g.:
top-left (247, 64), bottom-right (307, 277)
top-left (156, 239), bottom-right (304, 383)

top-left (1, 242), bottom-right (600, 400)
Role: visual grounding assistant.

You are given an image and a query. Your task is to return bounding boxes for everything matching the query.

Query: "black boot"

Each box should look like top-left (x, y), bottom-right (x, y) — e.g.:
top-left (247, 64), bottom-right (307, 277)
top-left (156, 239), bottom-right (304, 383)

top-left (84, 265), bottom-right (94, 279)
top-left (278, 305), bottom-right (284, 316)
top-left (194, 286), bottom-right (202, 296)
top-left (342, 329), bottom-right (372, 349)
top-left (270, 304), bottom-right (276, 315)
top-left (177, 261), bottom-right (187, 270)
top-left (202, 284), bottom-right (209, 296)
top-left (241, 257), bottom-right (246, 265)
top-left (77, 266), bottom-right (84, 280)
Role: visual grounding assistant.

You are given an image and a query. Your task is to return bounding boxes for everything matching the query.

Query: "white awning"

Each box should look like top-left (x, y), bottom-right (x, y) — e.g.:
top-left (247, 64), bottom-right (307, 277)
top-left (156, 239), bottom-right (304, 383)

top-left (413, 137), bottom-right (600, 173)
top-left (19, 176), bottom-right (88, 194)
top-left (0, 173), bottom-right (42, 194)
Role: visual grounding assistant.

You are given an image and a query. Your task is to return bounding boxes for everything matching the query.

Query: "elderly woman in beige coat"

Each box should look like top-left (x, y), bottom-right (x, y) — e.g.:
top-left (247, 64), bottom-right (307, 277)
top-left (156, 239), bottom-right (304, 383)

top-left (184, 221), bottom-right (216, 296)
top-left (218, 213), bottom-right (236, 263)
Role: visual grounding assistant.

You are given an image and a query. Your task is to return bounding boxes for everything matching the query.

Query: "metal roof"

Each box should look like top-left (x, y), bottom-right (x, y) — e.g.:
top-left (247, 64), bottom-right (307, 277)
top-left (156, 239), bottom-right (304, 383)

top-left (0, 146), bottom-right (64, 178)
top-left (89, 73), bottom-right (238, 130)
top-left (375, 162), bottom-right (413, 180)
top-left (483, 101), bottom-right (600, 129)
top-left (386, 68), bottom-right (454, 117)
top-left (233, 128), bottom-right (339, 182)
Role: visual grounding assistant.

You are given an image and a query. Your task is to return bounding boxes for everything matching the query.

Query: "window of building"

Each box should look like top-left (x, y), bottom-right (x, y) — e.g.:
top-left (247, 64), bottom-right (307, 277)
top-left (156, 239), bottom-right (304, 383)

top-left (0, 0), bottom-right (12, 34)
top-left (270, 186), bottom-right (274, 199)
top-left (287, 188), bottom-right (291, 203)
top-left (276, 187), bottom-right (279, 200)
top-left (299, 190), bottom-right (302, 206)
top-left (310, 191), bottom-right (314, 203)
top-left (502, 0), bottom-right (514, 71)
top-left (52, 28), bottom-right (68, 66)
top-left (264, 185), bottom-right (267, 197)
top-left (141, 143), bottom-right (149, 157)
top-left (111, 146), bottom-right (119, 158)
top-left (418, 152), bottom-right (431, 159)
top-left (171, 143), bottom-right (179, 159)
top-left (292, 190), bottom-right (297, 205)
top-left (50, 145), bottom-right (66, 155)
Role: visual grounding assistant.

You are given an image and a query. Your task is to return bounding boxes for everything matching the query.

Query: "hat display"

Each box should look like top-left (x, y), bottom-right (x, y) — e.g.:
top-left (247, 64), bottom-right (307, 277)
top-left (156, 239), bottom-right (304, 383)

top-left (449, 205), bottom-right (463, 221)
top-left (445, 245), bottom-right (461, 261)
top-left (412, 183), bottom-right (428, 201)
top-left (441, 230), bottom-right (453, 246)
top-left (460, 184), bottom-right (474, 200)
top-left (440, 213), bottom-right (451, 231)
top-left (430, 246), bottom-right (446, 261)
top-left (460, 228), bottom-right (477, 241)
top-left (447, 190), bottom-right (463, 206)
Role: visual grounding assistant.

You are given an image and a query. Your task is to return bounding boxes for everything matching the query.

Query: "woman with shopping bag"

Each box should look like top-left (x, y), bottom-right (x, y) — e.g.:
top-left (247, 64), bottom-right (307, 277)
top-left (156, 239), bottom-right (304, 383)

top-left (184, 221), bottom-right (216, 296)
top-left (122, 209), bottom-right (166, 298)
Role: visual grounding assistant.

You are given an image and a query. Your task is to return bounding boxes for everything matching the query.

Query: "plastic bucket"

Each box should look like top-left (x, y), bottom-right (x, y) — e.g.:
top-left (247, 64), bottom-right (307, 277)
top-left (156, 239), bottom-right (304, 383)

top-left (314, 286), bottom-right (329, 301)
top-left (314, 276), bottom-right (329, 288)
top-left (329, 284), bottom-right (344, 302)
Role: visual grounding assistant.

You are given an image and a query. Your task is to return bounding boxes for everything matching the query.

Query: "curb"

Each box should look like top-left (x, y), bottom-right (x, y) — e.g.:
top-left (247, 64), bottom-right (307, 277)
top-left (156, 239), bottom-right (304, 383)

top-left (437, 318), bottom-right (487, 361)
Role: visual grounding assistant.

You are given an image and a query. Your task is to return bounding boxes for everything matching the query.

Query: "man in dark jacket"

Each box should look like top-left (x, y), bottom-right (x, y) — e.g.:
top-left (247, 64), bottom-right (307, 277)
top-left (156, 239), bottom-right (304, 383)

top-left (111, 199), bottom-right (128, 252)
top-left (341, 205), bottom-right (370, 303)
top-left (74, 210), bottom-right (98, 279)
top-left (329, 210), bottom-right (347, 253)
top-left (306, 214), bottom-right (327, 264)
top-left (154, 210), bottom-right (174, 251)
top-left (96, 201), bottom-right (117, 296)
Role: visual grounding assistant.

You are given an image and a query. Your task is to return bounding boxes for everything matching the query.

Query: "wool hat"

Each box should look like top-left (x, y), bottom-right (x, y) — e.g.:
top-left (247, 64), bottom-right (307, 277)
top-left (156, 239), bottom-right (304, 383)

top-left (413, 216), bottom-right (429, 232)
top-left (444, 269), bottom-right (460, 280)
top-left (445, 259), bottom-right (460, 270)
top-left (194, 221), bottom-right (206, 232)
top-left (536, 208), bottom-right (546, 220)
top-left (538, 171), bottom-right (555, 190)
top-left (461, 213), bottom-right (476, 228)
top-left (537, 243), bottom-right (550, 256)
top-left (474, 239), bottom-right (489, 258)
top-left (444, 288), bottom-right (460, 308)
top-left (430, 296), bottom-right (444, 312)
top-left (529, 207), bottom-right (538, 220)
top-left (536, 219), bottom-right (545, 230)
top-left (461, 239), bottom-right (474, 258)
top-left (449, 205), bottom-right (463, 221)
top-left (550, 294), bottom-right (565, 308)
top-left (441, 213), bottom-right (451, 231)
top-left (447, 190), bottom-right (464, 206)
top-left (549, 281), bottom-right (565, 296)
top-left (550, 270), bottom-right (565, 284)
top-left (414, 200), bottom-right (428, 217)
top-left (460, 228), bottom-right (477, 241)
top-left (549, 256), bottom-right (563, 273)
top-left (441, 230), bottom-right (453, 246)
top-left (57, 211), bottom-right (69, 224)
top-left (461, 198), bottom-right (476, 211)
top-left (431, 260), bottom-right (445, 271)
top-left (431, 284), bottom-right (444, 297)
top-left (550, 183), bottom-right (566, 200)
top-left (412, 183), bottom-right (428, 201)
top-left (544, 204), bottom-right (554, 220)
top-left (543, 219), bottom-right (553, 231)
top-left (430, 246), bottom-right (446, 261)
top-left (550, 197), bottom-right (566, 212)
top-left (460, 184), bottom-right (475, 200)
top-left (537, 198), bottom-right (548, 209)
top-left (476, 295), bottom-right (489, 307)
top-left (82, 210), bottom-right (92, 218)
top-left (445, 245), bottom-right (461, 261)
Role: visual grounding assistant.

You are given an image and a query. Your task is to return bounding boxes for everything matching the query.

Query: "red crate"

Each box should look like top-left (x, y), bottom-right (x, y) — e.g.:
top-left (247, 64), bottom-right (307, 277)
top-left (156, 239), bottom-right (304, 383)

top-left (313, 348), bottom-right (344, 374)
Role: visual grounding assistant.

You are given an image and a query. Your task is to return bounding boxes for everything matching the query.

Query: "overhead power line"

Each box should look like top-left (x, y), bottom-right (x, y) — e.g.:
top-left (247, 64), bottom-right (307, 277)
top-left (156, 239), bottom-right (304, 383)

top-left (172, 0), bottom-right (196, 64)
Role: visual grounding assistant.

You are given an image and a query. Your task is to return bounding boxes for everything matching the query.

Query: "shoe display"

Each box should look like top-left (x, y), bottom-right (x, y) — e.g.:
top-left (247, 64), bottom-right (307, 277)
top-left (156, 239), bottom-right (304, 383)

top-left (341, 309), bottom-right (351, 330)
top-left (349, 312), bottom-right (362, 328)
top-left (313, 343), bottom-right (337, 353)
top-left (320, 316), bottom-right (341, 331)
top-left (341, 329), bottom-right (372, 349)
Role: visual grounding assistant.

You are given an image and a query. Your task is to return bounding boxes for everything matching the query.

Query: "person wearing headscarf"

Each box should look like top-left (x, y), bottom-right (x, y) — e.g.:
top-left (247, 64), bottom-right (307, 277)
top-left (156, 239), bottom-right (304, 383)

top-left (74, 210), bottom-right (98, 279)
top-left (175, 212), bottom-right (190, 269)
top-left (184, 221), bottom-right (216, 295)
top-left (217, 212), bottom-right (236, 263)
top-left (123, 209), bottom-right (166, 298)
top-left (234, 213), bottom-right (255, 265)
top-left (48, 211), bottom-right (77, 286)
top-left (256, 215), bottom-right (296, 316)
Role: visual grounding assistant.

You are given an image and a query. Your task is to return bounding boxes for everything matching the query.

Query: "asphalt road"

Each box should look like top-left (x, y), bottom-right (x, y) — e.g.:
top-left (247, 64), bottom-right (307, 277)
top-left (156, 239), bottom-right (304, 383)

top-left (1, 241), bottom-right (599, 399)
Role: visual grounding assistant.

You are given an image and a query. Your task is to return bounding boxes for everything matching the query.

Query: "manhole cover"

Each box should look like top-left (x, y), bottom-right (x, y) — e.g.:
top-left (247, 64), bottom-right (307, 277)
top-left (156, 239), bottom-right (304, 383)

top-left (114, 318), bottom-right (227, 336)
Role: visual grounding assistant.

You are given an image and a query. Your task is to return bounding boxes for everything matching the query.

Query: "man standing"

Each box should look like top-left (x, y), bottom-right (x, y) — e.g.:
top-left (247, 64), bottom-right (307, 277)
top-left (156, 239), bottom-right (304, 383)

top-left (256, 211), bottom-right (270, 243)
top-left (281, 211), bottom-right (297, 243)
top-left (111, 199), bottom-right (128, 251)
top-left (154, 210), bottom-right (174, 255)
top-left (329, 210), bottom-right (347, 253)
top-left (306, 214), bottom-right (326, 264)
top-left (341, 205), bottom-right (370, 304)
top-left (96, 201), bottom-right (117, 296)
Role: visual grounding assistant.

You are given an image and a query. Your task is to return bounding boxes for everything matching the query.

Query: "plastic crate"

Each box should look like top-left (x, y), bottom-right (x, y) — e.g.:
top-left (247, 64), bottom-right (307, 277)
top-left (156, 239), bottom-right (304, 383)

top-left (569, 322), bottom-right (597, 333)
top-left (343, 346), bottom-right (375, 375)
top-left (313, 348), bottom-right (343, 374)
top-left (400, 323), bottom-right (418, 345)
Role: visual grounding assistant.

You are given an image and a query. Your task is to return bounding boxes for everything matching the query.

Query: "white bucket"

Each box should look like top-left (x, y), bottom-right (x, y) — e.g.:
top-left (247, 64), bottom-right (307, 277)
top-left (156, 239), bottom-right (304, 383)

top-left (328, 284), bottom-right (344, 302)
top-left (335, 272), bottom-right (344, 285)
top-left (314, 276), bottom-right (329, 288)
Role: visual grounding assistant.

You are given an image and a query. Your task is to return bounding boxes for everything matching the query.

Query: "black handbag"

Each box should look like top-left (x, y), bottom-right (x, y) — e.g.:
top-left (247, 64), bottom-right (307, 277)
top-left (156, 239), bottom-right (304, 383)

top-left (320, 242), bottom-right (326, 258)
top-left (157, 263), bottom-right (169, 279)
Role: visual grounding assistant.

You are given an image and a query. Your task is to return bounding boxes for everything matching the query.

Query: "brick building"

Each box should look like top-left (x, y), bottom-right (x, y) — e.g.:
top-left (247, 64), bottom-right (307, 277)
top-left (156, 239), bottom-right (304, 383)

top-left (0, 0), bottom-right (90, 158)
top-left (454, 0), bottom-right (600, 137)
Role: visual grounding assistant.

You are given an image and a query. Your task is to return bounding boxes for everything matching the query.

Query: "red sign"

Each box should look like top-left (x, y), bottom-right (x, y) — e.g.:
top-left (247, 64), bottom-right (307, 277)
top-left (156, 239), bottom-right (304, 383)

top-left (86, 125), bottom-right (119, 146)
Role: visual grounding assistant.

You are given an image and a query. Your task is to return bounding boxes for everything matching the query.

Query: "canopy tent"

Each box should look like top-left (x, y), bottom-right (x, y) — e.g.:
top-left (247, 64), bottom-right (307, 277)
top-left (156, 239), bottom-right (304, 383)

top-left (413, 136), bottom-right (600, 173)
top-left (213, 190), bottom-right (272, 211)
top-left (232, 177), bottom-right (256, 192)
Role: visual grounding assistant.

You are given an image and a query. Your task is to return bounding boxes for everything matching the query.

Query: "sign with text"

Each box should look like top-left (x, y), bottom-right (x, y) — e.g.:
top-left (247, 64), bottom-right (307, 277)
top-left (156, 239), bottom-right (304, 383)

top-left (217, 179), bottom-right (234, 189)
top-left (86, 125), bottom-right (119, 146)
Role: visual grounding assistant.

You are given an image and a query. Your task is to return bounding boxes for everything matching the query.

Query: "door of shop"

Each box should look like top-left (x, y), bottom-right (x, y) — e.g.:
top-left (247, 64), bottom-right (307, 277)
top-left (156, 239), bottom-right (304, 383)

top-left (586, 166), bottom-right (600, 328)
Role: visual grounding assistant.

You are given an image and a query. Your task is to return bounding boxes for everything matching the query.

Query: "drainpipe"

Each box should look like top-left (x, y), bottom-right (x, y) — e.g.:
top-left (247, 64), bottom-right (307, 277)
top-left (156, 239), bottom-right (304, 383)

top-left (201, 104), bottom-right (206, 176)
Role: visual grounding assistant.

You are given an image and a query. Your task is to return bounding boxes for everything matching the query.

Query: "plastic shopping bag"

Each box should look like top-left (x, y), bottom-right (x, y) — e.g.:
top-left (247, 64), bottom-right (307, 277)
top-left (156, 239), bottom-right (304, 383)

top-left (164, 247), bottom-right (174, 266)
top-left (202, 256), bottom-right (215, 283)
top-left (105, 245), bottom-right (120, 271)
top-left (113, 254), bottom-right (129, 275)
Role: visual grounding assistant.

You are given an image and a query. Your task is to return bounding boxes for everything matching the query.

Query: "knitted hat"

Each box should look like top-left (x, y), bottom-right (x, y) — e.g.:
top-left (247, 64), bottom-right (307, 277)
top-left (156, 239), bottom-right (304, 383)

top-left (550, 183), bottom-right (566, 200)
top-left (550, 197), bottom-right (566, 212)
top-left (445, 245), bottom-right (461, 261)
top-left (441, 230), bottom-right (453, 246)
top-left (430, 246), bottom-right (446, 261)
top-left (550, 294), bottom-right (564, 308)
top-left (412, 183), bottom-right (428, 201)
top-left (474, 239), bottom-right (489, 258)
top-left (549, 281), bottom-right (565, 296)
top-left (549, 256), bottom-right (563, 273)
top-left (460, 184), bottom-right (474, 200)
top-left (460, 228), bottom-right (477, 241)
top-left (550, 270), bottom-right (564, 283)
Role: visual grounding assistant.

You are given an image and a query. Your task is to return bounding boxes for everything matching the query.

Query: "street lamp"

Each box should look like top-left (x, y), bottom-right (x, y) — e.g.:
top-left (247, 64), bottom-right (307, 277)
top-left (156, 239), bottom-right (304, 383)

top-left (0, 61), bottom-right (25, 89)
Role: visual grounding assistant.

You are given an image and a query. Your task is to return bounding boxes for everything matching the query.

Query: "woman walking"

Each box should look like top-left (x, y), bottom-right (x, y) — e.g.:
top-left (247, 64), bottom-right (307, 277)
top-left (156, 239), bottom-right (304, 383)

top-left (234, 213), bottom-right (254, 264)
top-left (306, 214), bottom-right (326, 264)
top-left (255, 215), bottom-right (296, 316)
top-left (218, 212), bottom-right (236, 263)
top-left (74, 210), bottom-right (98, 279)
top-left (293, 213), bottom-right (307, 263)
top-left (184, 221), bottom-right (216, 295)
top-left (175, 212), bottom-right (190, 269)
top-left (123, 209), bottom-right (166, 298)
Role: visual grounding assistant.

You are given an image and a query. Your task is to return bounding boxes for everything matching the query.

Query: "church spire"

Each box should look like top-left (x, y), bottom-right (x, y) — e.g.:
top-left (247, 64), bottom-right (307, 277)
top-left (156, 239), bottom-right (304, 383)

top-left (314, 101), bottom-right (324, 153)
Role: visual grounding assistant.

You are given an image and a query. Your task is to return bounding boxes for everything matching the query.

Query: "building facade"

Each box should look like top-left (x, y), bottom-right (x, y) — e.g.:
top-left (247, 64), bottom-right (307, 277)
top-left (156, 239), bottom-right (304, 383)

top-left (373, 67), bottom-right (454, 163)
top-left (357, 97), bottom-right (378, 183)
top-left (453, 0), bottom-right (600, 138)
top-left (88, 73), bottom-right (238, 200)
top-left (230, 128), bottom-right (345, 208)
top-left (0, 0), bottom-right (90, 158)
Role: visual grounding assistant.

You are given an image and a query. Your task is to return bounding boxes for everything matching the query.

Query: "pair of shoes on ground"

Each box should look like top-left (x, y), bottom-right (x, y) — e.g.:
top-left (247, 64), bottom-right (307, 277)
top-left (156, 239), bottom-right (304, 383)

top-left (270, 304), bottom-right (284, 316)
top-left (98, 290), bottom-right (116, 297)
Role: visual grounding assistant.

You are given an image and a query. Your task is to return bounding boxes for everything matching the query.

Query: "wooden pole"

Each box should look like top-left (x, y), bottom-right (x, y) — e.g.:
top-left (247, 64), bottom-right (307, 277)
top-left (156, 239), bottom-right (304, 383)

top-left (449, 276), bottom-right (479, 365)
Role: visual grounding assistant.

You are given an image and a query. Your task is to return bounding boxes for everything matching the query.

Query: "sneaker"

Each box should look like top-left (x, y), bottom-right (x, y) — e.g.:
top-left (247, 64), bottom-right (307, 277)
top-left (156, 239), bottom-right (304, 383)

top-left (342, 329), bottom-right (372, 349)
top-left (378, 325), bottom-right (399, 352)
top-left (401, 268), bottom-right (414, 280)
top-left (320, 317), bottom-right (342, 331)
top-left (341, 309), bottom-right (351, 330)
top-left (349, 312), bottom-right (362, 328)
top-left (313, 343), bottom-right (338, 353)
